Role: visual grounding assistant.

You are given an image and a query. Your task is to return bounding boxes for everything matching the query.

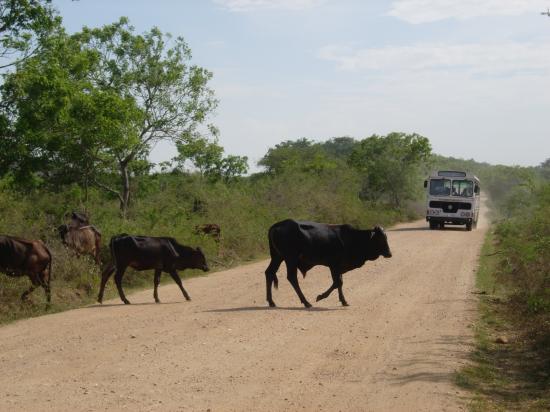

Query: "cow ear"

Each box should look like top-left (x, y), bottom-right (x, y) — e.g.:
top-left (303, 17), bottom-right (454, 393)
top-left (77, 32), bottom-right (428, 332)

top-left (196, 246), bottom-right (203, 253)
top-left (374, 226), bottom-right (384, 233)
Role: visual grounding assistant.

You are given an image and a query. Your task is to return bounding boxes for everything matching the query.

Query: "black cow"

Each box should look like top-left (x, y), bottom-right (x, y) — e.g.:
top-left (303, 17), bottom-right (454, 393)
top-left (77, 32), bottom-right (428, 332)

top-left (264, 219), bottom-right (392, 308)
top-left (0, 235), bottom-right (52, 303)
top-left (98, 235), bottom-right (209, 304)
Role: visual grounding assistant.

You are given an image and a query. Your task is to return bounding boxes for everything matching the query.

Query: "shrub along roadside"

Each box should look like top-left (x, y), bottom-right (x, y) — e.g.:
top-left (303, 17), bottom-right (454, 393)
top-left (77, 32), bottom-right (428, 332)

top-left (455, 184), bottom-right (550, 410)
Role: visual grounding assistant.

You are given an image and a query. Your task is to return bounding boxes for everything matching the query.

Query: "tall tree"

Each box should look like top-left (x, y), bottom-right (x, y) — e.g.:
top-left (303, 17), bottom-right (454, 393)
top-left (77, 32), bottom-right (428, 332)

top-left (348, 132), bottom-right (431, 207)
top-left (74, 18), bottom-right (217, 215)
top-left (1, 18), bottom-right (218, 217)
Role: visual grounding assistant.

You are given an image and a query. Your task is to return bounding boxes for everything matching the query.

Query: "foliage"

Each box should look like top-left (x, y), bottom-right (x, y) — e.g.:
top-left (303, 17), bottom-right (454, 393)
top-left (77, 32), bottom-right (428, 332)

top-left (348, 132), bottom-right (431, 207)
top-left (494, 183), bottom-right (550, 314)
top-left (0, 17), bottom-right (217, 216)
top-left (0, 0), bottom-right (59, 70)
top-left (456, 183), bottom-right (550, 410)
top-left (174, 134), bottom-right (248, 182)
top-left (258, 138), bottom-right (341, 175)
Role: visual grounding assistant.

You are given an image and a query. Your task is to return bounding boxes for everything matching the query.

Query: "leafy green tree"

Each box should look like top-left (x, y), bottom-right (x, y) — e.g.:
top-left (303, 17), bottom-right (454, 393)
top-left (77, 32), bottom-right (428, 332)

top-left (73, 18), bottom-right (217, 215)
top-left (1, 18), bottom-right (217, 217)
top-left (258, 138), bottom-right (338, 175)
top-left (0, 0), bottom-right (59, 70)
top-left (174, 134), bottom-right (248, 182)
top-left (320, 136), bottom-right (358, 160)
top-left (349, 132), bottom-right (431, 207)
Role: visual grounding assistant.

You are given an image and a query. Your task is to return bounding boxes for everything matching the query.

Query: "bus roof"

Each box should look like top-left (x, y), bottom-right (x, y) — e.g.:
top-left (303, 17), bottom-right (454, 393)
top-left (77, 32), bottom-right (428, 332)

top-left (428, 170), bottom-right (480, 182)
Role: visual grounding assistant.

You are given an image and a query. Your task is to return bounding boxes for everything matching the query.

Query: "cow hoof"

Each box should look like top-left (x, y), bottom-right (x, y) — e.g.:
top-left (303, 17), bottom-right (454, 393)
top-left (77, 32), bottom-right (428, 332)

top-left (315, 295), bottom-right (323, 302)
top-left (155, 300), bottom-right (161, 304)
top-left (304, 302), bottom-right (312, 308)
top-left (268, 302), bottom-right (276, 308)
top-left (341, 301), bottom-right (349, 307)
top-left (123, 300), bottom-right (131, 305)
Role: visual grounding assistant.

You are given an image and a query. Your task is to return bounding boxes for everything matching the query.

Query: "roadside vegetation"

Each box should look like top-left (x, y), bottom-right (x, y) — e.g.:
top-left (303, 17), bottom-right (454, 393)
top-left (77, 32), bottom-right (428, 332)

top-left (450, 158), bottom-right (550, 410)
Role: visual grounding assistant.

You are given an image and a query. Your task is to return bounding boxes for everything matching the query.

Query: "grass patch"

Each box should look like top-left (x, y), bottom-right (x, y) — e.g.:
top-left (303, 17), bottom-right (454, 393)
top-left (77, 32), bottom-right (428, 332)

top-left (456, 230), bottom-right (550, 411)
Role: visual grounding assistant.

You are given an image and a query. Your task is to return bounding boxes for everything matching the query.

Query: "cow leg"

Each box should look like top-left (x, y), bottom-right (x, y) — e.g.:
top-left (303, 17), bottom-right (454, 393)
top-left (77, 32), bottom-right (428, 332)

top-left (316, 284), bottom-right (336, 302)
top-left (316, 269), bottom-right (339, 302)
top-left (38, 272), bottom-right (51, 304)
top-left (21, 274), bottom-right (40, 301)
top-left (97, 263), bottom-right (115, 303)
top-left (316, 270), bottom-right (347, 306)
top-left (114, 267), bottom-right (130, 304)
top-left (264, 257), bottom-right (282, 307)
top-left (286, 262), bottom-right (312, 308)
top-left (153, 269), bottom-right (162, 303)
top-left (336, 273), bottom-right (348, 306)
top-left (169, 270), bottom-right (191, 301)
top-left (21, 285), bottom-right (35, 301)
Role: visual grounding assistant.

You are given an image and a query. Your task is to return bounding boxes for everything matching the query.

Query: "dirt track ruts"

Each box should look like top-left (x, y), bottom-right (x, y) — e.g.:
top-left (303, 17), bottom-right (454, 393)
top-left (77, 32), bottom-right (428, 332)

top-left (0, 208), bottom-right (488, 411)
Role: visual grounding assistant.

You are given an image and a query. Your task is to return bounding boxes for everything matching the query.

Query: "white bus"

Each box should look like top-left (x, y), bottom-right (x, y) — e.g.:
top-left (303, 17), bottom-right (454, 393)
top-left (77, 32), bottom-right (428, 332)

top-left (424, 170), bottom-right (480, 231)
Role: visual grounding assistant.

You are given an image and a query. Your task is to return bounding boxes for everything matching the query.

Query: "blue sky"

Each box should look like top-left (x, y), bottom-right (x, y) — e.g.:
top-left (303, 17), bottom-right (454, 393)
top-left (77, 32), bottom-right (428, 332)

top-left (53, 0), bottom-right (550, 168)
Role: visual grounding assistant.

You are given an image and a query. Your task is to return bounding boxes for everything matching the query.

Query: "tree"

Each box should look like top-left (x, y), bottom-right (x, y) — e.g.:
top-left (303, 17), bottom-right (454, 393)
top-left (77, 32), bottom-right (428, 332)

top-left (348, 132), bottom-right (431, 207)
top-left (1, 18), bottom-right (218, 217)
top-left (174, 134), bottom-right (248, 182)
top-left (0, 27), bottom-right (142, 196)
top-left (74, 18), bottom-right (217, 215)
top-left (320, 136), bottom-right (358, 160)
top-left (0, 0), bottom-right (59, 70)
top-left (258, 138), bottom-right (339, 175)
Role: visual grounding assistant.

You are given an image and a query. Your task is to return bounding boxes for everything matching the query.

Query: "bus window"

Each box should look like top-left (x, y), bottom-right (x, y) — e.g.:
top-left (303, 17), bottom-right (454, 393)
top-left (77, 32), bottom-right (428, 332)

top-left (429, 179), bottom-right (451, 196)
top-left (452, 180), bottom-right (473, 197)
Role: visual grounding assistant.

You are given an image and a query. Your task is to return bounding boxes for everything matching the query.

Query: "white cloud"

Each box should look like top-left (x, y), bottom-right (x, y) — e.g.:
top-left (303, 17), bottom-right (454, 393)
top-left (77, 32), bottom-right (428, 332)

top-left (318, 42), bottom-right (550, 76)
top-left (388, 0), bottom-right (548, 23)
top-left (214, 0), bottom-right (325, 12)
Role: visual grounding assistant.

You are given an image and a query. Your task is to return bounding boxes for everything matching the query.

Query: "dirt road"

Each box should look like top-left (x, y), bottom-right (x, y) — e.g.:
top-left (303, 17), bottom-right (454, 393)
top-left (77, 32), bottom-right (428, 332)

top-left (0, 210), bottom-right (488, 412)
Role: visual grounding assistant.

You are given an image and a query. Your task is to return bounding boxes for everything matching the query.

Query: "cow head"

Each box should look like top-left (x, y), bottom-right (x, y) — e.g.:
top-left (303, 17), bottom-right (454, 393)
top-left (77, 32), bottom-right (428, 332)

top-left (57, 224), bottom-right (69, 241)
top-left (371, 226), bottom-right (392, 259)
top-left (191, 247), bottom-right (210, 272)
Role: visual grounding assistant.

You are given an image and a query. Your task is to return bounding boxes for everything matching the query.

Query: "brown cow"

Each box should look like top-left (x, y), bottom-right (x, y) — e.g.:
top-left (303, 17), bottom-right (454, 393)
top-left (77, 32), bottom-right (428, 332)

top-left (194, 223), bottom-right (221, 243)
top-left (0, 235), bottom-right (52, 302)
top-left (98, 234), bottom-right (209, 304)
top-left (58, 212), bottom-right (101, 264)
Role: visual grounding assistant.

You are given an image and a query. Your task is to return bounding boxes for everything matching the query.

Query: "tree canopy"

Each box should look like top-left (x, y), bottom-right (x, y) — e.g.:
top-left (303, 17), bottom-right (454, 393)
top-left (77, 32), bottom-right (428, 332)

top-left (1, 17), bottom-right (218, 216)
top-left (348, 132), bottom-right (432, 207)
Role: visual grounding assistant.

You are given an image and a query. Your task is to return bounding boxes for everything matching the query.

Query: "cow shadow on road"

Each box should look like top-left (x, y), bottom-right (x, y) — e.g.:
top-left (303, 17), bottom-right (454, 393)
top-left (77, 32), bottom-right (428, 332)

top-left (203, 305), bottom-right (343, 313)
top-left (85, 301), bottom-right (183, 308)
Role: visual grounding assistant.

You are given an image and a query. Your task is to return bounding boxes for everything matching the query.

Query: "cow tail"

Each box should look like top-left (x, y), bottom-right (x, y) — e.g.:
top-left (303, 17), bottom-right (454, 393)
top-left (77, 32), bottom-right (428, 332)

top-left (109, 236), bottom-right (118, 270)
top-left (45, 244), bottom-right (53, 281)
top-left (267, 227), bottom-right (281, 290)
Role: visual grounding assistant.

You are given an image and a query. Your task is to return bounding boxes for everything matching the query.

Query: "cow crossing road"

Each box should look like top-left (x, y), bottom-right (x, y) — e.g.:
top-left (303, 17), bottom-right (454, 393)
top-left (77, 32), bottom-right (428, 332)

top-left (0, 209), bottom-right (488, 411)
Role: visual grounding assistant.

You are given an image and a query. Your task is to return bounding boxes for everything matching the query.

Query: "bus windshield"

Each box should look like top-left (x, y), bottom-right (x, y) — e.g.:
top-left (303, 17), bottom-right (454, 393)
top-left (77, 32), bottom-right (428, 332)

top-left (429, 179), bottom-right (451, 196)
top-left (451, 180), bottom-right (474, 197)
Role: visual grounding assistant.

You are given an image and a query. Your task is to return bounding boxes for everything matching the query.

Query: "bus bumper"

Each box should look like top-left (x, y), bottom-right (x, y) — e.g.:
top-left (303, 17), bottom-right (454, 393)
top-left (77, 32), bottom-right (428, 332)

top-left (426, 216), bottom-right (472, 226)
